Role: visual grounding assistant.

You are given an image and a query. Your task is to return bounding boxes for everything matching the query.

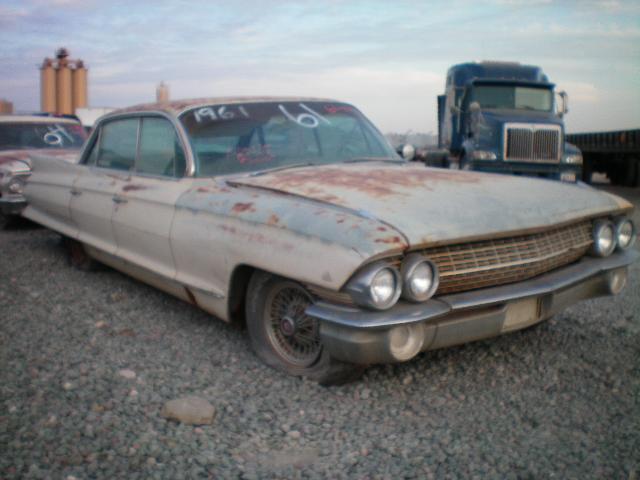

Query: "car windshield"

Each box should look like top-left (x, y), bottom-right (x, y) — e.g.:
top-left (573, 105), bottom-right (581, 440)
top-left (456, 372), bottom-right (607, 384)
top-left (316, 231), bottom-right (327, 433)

top-left (470, 85), bottom-right (553, 112)
top-left (180, 101), bottom-right (398, 176)
top-left (0, 122), bottom-right (87, 151)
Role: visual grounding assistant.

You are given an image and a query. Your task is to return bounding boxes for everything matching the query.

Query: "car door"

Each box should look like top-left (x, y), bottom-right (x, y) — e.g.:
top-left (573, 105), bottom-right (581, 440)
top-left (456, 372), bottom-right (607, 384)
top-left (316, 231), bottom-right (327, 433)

top-left (110, 115), bottom-right (193, 280)
top-left (70, 118), bottom-right (137, 254)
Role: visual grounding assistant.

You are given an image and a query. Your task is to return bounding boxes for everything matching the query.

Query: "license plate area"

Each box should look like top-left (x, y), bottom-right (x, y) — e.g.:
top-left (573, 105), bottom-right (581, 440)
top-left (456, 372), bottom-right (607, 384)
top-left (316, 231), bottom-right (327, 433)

top-left (502, 297), bottom-right (543, 332)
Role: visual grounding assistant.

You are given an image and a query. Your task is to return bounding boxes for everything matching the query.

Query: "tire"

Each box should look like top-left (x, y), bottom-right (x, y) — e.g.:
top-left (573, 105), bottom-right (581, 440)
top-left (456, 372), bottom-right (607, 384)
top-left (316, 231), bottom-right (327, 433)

top-left (245, 271), bottom-right (364, 385)
top-left (63, 237), bottom-right (101, 271)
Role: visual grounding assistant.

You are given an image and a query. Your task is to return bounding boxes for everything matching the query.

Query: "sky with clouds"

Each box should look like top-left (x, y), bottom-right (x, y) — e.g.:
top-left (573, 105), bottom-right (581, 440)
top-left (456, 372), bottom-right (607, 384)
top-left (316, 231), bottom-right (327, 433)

top-left (1, 0), bottom-right (638, 133)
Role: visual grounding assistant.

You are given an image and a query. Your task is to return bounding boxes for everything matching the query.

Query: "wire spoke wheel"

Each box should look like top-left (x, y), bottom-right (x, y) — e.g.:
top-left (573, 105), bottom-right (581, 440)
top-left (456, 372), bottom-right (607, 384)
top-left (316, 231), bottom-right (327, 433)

top-left (264, 282), bottom-right (321, 368)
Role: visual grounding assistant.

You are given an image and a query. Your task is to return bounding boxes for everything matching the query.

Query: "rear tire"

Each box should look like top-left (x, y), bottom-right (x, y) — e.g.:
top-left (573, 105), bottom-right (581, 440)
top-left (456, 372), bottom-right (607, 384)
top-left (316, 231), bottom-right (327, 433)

top-left (63, 238), bottom-right (101, 271)
top-left (245, 271), bottom-right (364, 385)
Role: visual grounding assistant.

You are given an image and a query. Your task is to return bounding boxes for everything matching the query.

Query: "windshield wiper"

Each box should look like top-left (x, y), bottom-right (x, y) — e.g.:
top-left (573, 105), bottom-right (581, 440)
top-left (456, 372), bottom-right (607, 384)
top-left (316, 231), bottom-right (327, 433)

top-left (249, 162), bottom-right (316, 177)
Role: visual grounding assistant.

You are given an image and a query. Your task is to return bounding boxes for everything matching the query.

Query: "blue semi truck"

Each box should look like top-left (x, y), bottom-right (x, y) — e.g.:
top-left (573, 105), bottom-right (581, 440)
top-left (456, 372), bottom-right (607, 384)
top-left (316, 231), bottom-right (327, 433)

top-left (436, 61), bottom-right (583, 182)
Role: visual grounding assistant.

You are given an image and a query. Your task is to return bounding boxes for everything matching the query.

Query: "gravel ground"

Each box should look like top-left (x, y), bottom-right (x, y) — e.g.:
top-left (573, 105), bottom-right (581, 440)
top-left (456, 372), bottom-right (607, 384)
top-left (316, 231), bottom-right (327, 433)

top-left (1, 186), bottom-right (639, 479)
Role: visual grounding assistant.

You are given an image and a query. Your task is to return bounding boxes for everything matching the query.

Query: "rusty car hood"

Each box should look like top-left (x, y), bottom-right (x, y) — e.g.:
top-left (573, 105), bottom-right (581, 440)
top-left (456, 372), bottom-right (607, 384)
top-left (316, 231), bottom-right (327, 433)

top-left (228, 162), bottom-right (630, 248)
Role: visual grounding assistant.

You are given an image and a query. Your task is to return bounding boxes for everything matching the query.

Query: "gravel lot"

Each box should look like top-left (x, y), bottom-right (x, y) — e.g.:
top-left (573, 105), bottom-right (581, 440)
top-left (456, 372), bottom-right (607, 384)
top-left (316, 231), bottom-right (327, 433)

top-left (1, 185), bottom-right (639, 479)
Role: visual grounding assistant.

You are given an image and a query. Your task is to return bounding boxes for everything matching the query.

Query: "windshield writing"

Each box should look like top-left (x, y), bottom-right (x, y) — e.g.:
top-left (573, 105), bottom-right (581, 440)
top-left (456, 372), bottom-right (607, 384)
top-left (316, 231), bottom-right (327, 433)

top-left (0, 122), bottom-right (87, 150)
top-left (180, 102), bottom-right (397, 176)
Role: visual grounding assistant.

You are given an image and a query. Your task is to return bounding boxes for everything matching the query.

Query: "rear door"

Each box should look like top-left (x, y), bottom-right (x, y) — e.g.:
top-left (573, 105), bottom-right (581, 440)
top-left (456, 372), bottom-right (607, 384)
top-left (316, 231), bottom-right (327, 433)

top-left (110, 115), bottom-right (192, 279)
top-left (70, 118), bottom-right (137, 254)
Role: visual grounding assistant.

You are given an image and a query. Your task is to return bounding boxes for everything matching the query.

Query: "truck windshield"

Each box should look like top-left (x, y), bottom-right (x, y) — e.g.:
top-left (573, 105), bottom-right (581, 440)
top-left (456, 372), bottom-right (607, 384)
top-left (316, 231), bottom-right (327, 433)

top-left (180, 101), bottom-right (397, 176)
top-left (471, 86), bottom-right (552, 112)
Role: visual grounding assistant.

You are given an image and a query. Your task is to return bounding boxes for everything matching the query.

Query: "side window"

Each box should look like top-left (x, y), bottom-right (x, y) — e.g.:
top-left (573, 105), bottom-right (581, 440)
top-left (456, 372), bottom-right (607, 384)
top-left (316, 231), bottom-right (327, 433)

top-left (97, 119), bottom-right (138, 171)
top-left (83, 134), bottom-right (99, 165)
top-left (137, 117), bottom-right (186, 177)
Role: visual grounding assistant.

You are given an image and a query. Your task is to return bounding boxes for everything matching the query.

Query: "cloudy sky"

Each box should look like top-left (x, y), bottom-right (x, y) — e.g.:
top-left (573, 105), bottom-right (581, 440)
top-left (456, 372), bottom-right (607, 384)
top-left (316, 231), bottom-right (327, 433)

top-left (1, 0), bottom-right (638, 133)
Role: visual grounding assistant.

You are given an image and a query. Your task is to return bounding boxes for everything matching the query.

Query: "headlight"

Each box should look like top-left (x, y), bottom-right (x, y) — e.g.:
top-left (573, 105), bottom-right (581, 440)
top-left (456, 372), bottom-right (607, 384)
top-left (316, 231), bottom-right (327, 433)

top-left (344, 261), bottom-right (401, 310)
top-left (401, 254), bottom-right (439, 302)
top-left (471, 150), bottom-right (497, 161)
top-left (8, 177), bottom-right (25, 194)
top-left (591, 220), bottom-right (616, 257)
top-left (564, 153), bottom-right (583, 165)
top-left (615, 218), bottom-right (635, 250)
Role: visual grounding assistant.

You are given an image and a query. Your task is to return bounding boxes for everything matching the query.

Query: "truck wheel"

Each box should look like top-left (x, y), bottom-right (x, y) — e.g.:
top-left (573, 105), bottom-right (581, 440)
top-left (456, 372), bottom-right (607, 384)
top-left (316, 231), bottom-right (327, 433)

top-left (245, 271), bottom-right (364, 385)
top-left (63, 238), bottom-right (101, 271)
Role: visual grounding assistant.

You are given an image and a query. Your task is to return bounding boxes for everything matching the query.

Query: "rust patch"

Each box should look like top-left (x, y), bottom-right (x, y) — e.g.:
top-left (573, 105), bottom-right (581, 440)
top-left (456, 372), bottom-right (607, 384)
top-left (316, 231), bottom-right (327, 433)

top-left (231, 202), bottom-right (255, 213)
top-left (377, 226), bottom-right (387, 232)
top-left (122, 184), bottom-right (147, 192)
top-left (267, 214), bottom-right (280, 225)
top-left (375, 236), bottom-right (404, 245)
top-left (241, 165), bottom-right (481, 199)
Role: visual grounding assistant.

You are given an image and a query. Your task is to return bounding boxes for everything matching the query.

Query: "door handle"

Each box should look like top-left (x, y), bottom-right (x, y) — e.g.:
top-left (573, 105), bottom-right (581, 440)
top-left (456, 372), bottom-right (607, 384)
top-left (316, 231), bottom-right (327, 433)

top-left (112, 195), bottom-right (128, 204)
top-left (70, 188), bottom-right (82, 196)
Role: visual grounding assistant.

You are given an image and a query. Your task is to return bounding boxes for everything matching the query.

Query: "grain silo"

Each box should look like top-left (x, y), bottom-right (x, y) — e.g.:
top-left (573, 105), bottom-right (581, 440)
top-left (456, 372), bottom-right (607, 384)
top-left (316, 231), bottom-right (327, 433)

top-left (39, 48), bottom-right (89, 115)
top-left (156, 81), bottom-right (170, 103)
top-left (55, 49), bottom-right (73, 115)
top-left (40, 58), bottom-right (57, 113)
top-left (72, 60), bottom-right (88, 111)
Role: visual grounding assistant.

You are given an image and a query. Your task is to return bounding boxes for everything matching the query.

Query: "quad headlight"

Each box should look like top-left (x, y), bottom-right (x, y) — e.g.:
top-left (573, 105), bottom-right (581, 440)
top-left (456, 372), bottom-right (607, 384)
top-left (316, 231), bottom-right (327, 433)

top-left (345, 261), bottom-right (401, 310)
top-left (615, 218), bottom-right (635, 250)
top-left (400, 254), bottom-right (439, 302)
top-left (591, 219), bottom-right (616, 257)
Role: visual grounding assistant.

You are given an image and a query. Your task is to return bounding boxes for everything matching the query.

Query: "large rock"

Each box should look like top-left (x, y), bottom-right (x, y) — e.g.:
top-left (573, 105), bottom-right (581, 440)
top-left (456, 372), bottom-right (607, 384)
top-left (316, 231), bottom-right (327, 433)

top-left (161, 396), bottom-right (216, 425)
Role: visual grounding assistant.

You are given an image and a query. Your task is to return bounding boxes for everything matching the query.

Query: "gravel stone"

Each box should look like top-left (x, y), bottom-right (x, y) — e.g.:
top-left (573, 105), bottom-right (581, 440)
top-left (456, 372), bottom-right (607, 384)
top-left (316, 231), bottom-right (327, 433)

top-left (161, 396), bottom-right (216, 425)
top-left (1, 185), bottom-right (639, 479)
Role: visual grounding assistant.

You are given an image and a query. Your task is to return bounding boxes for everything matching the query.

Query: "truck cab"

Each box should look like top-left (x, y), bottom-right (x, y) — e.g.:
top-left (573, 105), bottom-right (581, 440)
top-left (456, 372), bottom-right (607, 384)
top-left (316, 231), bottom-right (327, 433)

top-left (438, 62), bottom-right (582, 182)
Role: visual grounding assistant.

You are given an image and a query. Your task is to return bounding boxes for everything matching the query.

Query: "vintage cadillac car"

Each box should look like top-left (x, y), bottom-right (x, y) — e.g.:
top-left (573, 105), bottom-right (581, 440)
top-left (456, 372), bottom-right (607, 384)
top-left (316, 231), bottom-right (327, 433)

top-left (0, 114), bottom-right (86, 228)
top-left (22, 97), bottom-right (637, 384)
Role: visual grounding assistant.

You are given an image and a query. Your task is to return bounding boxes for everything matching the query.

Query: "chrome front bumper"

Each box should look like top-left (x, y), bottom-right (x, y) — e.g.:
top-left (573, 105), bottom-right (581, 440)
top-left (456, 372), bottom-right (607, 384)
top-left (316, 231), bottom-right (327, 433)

top-left (306, 250), bottom-right (638, 365)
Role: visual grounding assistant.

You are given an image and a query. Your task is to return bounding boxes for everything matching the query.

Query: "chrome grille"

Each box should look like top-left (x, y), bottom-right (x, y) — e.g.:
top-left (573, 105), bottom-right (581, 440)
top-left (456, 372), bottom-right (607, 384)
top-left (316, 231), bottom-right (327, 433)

top-left (504, 123), bottom-right (561, 163)
top-left (424, 221), bottom-right (592, 294)
top-left (309, 221), bottom-right (593, 305)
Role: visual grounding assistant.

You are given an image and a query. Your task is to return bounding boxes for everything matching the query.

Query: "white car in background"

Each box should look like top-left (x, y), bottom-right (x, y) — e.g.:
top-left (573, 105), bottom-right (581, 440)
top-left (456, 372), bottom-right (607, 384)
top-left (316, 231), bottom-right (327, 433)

top-left (0, 114), bottom-right (86, 228)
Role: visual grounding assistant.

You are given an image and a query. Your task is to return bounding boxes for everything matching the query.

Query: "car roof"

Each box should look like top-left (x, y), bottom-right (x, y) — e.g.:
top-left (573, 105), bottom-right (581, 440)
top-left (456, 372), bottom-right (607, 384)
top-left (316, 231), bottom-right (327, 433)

top-left (0, 115), bottom-right (80, 124)
top-left (109, 96), bottom-right (343, 117)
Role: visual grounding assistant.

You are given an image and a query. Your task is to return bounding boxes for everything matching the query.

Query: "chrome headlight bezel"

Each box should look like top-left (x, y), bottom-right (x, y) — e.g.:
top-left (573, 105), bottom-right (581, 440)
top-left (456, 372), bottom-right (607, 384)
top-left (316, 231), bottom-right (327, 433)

top-left (615, 218), bottom-right (636, 250)
top-left (591, 219), bottom-right (616, 257)
top-left (400, 254), bottom-right (439, 302)
top-left (344, 261), bottom-right (401, 311)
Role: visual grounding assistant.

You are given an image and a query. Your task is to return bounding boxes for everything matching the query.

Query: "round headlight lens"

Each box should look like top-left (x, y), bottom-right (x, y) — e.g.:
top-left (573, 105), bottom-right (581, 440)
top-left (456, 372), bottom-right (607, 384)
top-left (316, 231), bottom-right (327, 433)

top-left (370, 268), bottom-right (397, 307)
top-left (409, 262), bottom-right (433, 296)
top-left (592, 220), bottom-right (616, 257)
top-left (8, 177), bottom-right (25, 194)
top-left (401, 255), bottom-right (439, 302)
top-left (616, 219), bottom-right (635, 250)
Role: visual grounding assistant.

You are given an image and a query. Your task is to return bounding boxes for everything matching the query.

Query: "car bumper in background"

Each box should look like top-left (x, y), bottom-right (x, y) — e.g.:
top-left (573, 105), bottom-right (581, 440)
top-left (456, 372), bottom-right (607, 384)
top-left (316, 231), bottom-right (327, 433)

top-left (307, 250), bottom-right (638, 365)
top-left (0, 196), bottom-right (27, 215)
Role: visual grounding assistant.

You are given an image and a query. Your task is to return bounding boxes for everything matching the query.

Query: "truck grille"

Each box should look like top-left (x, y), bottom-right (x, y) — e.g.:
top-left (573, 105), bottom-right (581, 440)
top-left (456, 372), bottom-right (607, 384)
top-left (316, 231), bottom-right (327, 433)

top-left (424, 221), bottom-right (592, 294)
top-left (504, 123), bottom-right (562, 163)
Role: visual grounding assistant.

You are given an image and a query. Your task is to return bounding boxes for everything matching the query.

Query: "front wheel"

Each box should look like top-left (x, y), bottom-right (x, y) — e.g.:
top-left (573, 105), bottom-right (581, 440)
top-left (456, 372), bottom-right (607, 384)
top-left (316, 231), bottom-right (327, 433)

top-left (245, 271), bottom-right (364, 385)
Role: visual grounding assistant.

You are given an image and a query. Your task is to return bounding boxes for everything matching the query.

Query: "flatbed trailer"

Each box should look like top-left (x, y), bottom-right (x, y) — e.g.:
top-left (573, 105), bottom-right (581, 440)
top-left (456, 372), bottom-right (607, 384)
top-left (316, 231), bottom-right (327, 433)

top-left (566, 129), bottom-right (640, 187)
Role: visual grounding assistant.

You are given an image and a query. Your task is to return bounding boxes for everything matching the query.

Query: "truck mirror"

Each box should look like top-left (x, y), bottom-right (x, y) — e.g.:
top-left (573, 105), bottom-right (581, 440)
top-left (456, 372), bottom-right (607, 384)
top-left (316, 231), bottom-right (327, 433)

top-left (557, 91), bottom-right (569, 117)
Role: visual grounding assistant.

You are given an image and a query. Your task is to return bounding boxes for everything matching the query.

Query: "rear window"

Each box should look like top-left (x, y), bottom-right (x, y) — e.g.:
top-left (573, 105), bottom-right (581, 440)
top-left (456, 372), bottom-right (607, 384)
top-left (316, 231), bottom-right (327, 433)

top-left (0, 122), bottom-right (86, 150)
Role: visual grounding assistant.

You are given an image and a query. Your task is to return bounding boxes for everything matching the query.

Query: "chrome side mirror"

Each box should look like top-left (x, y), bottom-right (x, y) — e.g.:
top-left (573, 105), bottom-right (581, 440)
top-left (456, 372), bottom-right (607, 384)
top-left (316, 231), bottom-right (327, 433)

top-left (401, 144), bottom-right (416, 161)
top-left (556, 90), bottom-right (569, 117)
